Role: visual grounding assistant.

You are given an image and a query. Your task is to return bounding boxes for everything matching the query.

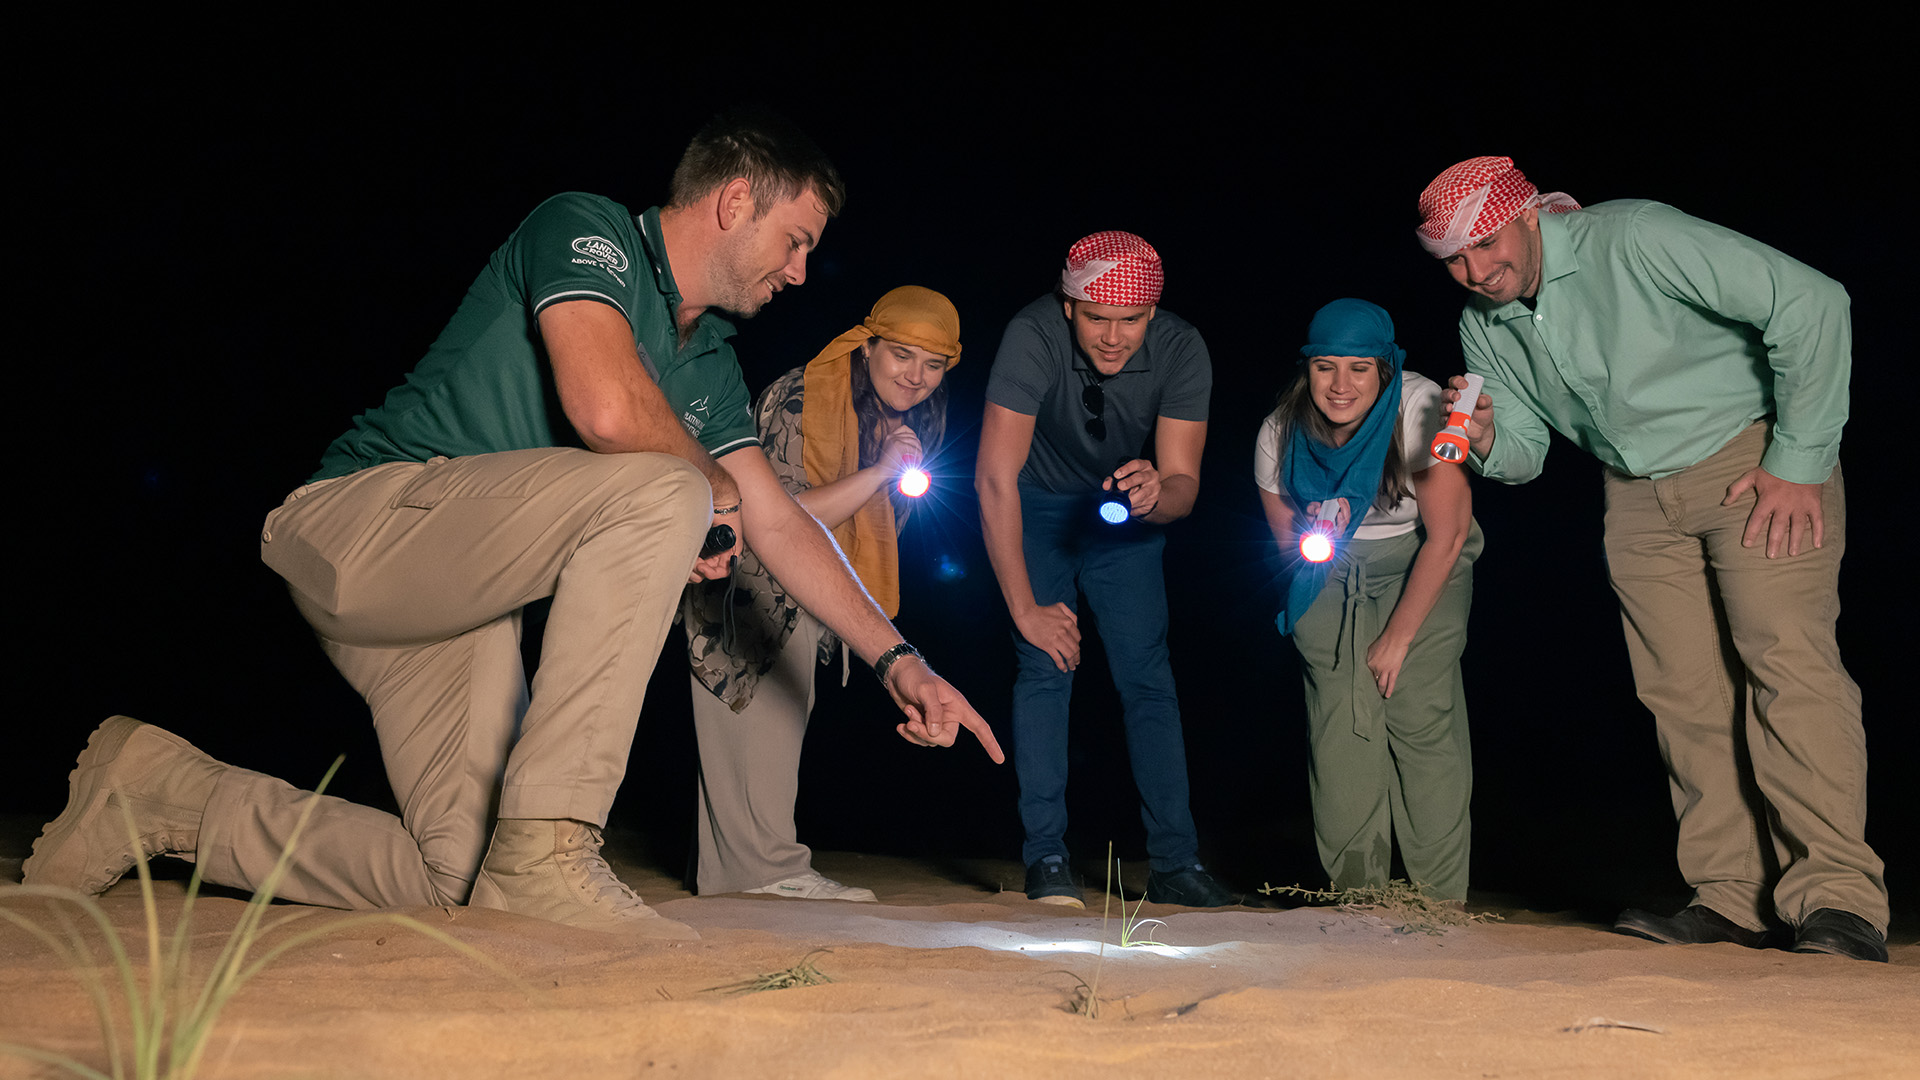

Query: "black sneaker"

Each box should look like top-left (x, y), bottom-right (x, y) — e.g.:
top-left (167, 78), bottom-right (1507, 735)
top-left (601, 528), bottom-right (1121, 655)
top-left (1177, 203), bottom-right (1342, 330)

top-left (1025, 855), bottom-right (1085, 907)
top-left (1145, 864), bottom-right (1236, 907)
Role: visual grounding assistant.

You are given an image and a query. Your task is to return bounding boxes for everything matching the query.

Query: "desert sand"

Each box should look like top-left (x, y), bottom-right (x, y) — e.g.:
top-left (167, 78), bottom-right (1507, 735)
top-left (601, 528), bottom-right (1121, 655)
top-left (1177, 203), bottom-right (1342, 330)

top-left (2, 842), bottom-right (1914, 1080)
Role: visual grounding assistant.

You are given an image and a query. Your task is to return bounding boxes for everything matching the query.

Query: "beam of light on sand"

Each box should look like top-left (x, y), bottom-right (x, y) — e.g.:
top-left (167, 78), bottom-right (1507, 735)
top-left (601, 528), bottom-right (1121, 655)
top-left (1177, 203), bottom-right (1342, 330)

top-left (990, 937), bottom-right (1238, 960)
top-left (678, 901), bottom-right (1249, 959)
top-left (845, 918), bottom-right (1243, 960)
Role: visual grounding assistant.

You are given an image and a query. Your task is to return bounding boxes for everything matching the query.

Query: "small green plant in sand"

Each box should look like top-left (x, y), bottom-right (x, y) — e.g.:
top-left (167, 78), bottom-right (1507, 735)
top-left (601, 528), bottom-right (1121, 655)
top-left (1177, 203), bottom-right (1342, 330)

top-left (1059, 842), bottom-right (1169, 1019)
top-left (0, 757), bottom-right (523, 1080)
top-left (1110, 852), bottom-right (1167, 949)
top-left (1259, 879), bottom-right (1503, 936)
top-left (705, 948), bottom-right (834, 995)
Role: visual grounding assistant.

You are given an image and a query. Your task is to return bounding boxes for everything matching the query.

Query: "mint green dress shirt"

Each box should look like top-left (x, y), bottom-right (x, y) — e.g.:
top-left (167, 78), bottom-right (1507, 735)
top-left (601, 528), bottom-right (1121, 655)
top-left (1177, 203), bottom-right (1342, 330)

top-left (1462, 200), bottom-right (1851, 485)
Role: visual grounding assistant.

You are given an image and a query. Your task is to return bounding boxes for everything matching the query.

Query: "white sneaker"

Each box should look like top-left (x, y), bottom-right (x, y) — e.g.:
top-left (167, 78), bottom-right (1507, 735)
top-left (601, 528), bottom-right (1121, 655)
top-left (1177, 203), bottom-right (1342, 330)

top-left (470, 819), bottom-right (699, 939)
top-left (742, 870), bottom-right (877, 902)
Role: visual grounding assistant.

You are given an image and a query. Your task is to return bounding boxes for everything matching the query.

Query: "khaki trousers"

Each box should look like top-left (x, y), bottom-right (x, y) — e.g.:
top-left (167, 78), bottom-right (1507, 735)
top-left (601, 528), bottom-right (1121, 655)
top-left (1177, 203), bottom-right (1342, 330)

top-left (688, 612), bottom-right (826, 894)
top-left (202, 449), bottom-right (708, 909)
top-left (1602, 421), bottom-right (1886, 932)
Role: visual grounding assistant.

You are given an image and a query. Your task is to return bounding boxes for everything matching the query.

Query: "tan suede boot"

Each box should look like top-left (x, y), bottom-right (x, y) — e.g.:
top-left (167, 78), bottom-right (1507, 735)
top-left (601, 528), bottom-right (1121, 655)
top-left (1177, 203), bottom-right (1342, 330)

top-left (468, 819), bottom-right (698, 940)
top-left (24, 716), bottom-right (226, 894)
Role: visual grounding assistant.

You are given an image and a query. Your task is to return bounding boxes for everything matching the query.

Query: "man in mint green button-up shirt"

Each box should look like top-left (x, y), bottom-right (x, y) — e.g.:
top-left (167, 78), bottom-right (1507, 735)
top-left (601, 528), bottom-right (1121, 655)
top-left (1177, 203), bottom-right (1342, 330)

top-left (1460, 199), bottom-right (1849, 493)
top-left (1415, 156), bottom-right (1887, 962)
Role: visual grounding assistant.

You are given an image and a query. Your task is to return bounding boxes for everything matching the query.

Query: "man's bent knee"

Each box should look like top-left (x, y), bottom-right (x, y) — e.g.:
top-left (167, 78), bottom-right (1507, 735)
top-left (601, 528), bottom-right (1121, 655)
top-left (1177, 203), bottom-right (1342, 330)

top-left (590, 453), bottom-right (712, 555)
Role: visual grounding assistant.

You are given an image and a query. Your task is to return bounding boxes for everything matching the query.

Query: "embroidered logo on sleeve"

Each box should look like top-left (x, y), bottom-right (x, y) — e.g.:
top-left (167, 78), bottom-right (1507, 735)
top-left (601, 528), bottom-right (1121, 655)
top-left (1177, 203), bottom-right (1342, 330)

top-left (571, 236), bottom-right (630, 283)
top-left (681, 394), bottom-right (712, 437)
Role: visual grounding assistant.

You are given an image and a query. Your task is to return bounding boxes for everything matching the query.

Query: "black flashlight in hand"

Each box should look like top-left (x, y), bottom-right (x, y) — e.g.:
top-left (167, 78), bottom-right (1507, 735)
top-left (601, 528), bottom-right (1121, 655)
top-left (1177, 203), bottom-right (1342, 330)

top-left (700, 524), bottom-right (736, 560)
top-left (1097, 457), bottom-right (1133, 525)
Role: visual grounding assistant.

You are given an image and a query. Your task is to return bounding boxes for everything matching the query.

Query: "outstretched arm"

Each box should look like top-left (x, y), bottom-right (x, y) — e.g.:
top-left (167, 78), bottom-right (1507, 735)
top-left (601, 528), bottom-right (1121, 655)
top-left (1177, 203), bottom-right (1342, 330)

top-left (1452, 331), bottom-right (1549, 486)
top-left (723, 444), bottom-right (1003, 762)
top-left (976, 403), bottom-right (1081, 673)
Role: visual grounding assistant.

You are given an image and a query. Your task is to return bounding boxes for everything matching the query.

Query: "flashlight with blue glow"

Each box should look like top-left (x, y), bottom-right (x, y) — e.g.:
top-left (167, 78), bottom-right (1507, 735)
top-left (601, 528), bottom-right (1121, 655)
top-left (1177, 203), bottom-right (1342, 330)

top-left (1298, 500), bottom-right (1342, 564)
top-left (897, 454), bottom-right (931, 498)
top-left (1429, 374), bottom-right (1484, 464)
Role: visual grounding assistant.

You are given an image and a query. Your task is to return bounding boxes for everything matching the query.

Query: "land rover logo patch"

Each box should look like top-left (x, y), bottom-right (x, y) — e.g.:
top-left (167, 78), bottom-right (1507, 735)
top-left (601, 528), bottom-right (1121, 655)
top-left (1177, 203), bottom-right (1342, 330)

top-left (570, 236), bottom-right (629, 273)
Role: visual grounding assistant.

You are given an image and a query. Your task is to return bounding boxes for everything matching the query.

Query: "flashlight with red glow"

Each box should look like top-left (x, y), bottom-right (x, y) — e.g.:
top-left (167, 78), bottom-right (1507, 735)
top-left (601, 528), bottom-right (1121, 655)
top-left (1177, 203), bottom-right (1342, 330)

top-left (897, 454), bottom-right (931, 498)
top-left (1299, 500), bottom-right (1342, 564)
top-left (1430, 375), bottom-right (1484, 464)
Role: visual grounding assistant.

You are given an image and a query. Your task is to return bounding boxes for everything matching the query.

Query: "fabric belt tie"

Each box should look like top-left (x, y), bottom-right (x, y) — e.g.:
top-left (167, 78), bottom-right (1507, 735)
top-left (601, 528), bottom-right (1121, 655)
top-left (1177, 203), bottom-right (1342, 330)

top-left (1321, 531), bottom-right (1423, 742)
top-left (1329, 556), bottom-right (1391, 742)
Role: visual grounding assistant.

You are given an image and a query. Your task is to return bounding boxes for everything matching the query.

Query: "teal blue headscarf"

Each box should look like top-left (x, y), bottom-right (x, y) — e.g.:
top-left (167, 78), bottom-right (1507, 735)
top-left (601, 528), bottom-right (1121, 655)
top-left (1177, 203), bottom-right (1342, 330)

top-left (1275, 298), bottom-right (1405, 635)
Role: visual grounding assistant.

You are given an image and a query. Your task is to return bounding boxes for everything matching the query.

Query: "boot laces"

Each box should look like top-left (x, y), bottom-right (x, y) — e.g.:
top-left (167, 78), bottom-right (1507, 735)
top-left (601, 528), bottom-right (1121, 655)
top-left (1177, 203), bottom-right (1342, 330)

top-left (566, 825), bottom-right (646, 914)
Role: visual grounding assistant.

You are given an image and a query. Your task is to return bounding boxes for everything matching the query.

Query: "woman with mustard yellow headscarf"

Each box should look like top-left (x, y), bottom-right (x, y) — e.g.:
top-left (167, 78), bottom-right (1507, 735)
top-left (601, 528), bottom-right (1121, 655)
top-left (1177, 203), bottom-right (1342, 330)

top-left (684, 286), bottom-right (960, 901)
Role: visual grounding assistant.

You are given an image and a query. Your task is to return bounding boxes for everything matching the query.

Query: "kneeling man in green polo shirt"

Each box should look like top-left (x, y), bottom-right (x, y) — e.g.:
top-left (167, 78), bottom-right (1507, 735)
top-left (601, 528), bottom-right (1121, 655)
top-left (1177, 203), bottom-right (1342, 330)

top-left (25, 108), bottom-right (1003, 940)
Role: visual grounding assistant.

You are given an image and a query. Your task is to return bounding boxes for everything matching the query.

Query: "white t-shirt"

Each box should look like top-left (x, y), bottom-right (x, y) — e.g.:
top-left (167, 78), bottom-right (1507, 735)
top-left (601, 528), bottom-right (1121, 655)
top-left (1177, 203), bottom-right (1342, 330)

top-left (1254, 371), bottom-right (1448, 540)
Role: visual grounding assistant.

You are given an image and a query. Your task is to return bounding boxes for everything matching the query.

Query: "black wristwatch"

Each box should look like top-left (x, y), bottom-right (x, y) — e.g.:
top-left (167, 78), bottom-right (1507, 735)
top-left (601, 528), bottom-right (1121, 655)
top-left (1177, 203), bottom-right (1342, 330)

top-left (872, 642), bottom-right (923, 687)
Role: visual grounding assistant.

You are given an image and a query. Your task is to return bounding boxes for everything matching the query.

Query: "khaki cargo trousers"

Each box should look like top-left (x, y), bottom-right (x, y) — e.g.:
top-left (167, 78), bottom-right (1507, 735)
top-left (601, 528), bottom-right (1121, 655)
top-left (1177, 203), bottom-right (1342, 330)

top-left (200, 448), bottom-right (708, 909)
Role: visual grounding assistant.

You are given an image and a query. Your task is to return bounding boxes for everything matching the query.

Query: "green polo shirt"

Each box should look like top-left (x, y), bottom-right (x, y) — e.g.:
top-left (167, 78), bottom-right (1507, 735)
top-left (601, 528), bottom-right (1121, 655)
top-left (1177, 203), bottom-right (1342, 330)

top-left (314, 194), bottom-right (757, 481)
top-left (1462, 200), bottom-right (1851, 485)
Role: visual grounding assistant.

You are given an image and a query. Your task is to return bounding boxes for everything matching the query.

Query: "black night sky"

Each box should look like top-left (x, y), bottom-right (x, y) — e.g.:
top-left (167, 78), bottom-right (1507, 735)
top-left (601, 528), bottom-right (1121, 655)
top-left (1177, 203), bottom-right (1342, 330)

top-left (17, 21), bottom-right (1912, 926)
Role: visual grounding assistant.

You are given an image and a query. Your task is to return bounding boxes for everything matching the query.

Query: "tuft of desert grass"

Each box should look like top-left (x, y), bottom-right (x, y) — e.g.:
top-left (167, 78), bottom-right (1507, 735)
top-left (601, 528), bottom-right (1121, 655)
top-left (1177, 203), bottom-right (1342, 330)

top-left (1110, 853), bottom-right (1167, 949)
top-left (0, 756), bottom-right (526, 1080)
top-left (704, 948), bottom-right (835, 995)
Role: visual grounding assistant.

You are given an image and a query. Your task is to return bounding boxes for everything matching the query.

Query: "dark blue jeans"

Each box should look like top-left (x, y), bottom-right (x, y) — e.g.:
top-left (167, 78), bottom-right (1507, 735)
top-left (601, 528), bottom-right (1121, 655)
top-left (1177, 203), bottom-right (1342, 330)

top-left (1012, 485), bottom-right (1200, 871)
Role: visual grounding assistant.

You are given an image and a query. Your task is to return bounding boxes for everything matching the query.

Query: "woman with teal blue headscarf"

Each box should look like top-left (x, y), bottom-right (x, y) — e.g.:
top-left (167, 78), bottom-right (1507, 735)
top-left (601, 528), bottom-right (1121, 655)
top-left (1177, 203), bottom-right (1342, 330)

top-left (1254, 299), bottom-right (1482, 902)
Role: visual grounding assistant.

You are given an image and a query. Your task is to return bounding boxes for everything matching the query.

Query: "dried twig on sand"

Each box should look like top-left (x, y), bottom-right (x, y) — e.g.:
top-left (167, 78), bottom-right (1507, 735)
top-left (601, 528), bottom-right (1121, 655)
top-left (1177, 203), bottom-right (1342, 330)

top-left (705, 949), bottom-right (835, 995)
top-left (1562, 1016), bottom-right (1667, 1034)
top-left (1260, 879), bottom-right (1503, 936)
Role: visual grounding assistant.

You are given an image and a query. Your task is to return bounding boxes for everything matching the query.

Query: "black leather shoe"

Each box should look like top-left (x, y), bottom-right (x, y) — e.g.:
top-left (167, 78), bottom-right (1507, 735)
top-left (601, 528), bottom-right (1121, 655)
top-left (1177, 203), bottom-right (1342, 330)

top-left (1612, 905), bottom-right (1778, 948)
top-left (1791, 908), bottom-right (1889, 963)
top-left (1145, 864), bottom-right (1236, 907)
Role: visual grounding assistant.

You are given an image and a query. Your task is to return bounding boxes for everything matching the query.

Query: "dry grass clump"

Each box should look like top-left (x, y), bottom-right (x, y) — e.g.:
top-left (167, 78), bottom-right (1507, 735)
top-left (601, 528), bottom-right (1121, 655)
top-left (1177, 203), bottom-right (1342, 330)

top-left (705, 949), bottom-right (835, 995)
top-left (1260, 879), bottom-right (1503, 936)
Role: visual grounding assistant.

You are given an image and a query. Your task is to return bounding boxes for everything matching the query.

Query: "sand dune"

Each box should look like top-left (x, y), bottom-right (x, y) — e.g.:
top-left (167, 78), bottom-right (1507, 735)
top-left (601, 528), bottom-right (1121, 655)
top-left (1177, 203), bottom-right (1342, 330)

top-left (3, 851), bottom-right (1914, 1079)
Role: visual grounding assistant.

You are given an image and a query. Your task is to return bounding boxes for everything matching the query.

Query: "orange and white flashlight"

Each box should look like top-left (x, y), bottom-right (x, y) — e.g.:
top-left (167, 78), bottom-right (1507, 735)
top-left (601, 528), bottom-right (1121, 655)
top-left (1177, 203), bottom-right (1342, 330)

top-left (1430, 375), bottom-right (1483, 464)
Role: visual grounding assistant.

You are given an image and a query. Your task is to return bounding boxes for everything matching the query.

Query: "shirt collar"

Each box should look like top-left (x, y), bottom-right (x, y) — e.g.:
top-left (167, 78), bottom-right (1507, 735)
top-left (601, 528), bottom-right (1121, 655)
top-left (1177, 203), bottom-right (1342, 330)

top-left (1481, 209), bottom-right (1580, 324)
top-left (637, 206), bottom-right (736, 350)
top-left (1538, 209), bottom-right (1580, 289)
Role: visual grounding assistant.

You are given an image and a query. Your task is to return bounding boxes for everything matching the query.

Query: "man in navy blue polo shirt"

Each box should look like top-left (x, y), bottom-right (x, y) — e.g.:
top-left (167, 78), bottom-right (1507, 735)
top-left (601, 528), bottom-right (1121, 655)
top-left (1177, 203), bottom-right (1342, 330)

top-left (976, 231), bottom-right (1230, 909)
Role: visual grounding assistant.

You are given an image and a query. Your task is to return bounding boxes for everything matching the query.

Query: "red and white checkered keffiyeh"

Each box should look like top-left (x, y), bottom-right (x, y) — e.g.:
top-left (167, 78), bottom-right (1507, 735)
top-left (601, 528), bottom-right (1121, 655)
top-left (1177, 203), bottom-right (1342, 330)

top-left (1415, 156), bottom-right (1580, 258)
top-left (1060, 231), bottom-right (1163, 306)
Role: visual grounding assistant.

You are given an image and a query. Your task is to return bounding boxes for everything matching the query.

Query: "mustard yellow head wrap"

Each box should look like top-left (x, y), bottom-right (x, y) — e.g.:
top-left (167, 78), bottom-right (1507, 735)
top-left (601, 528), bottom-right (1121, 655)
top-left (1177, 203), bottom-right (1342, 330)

top-left (800, 286), bottom-right (961, 617)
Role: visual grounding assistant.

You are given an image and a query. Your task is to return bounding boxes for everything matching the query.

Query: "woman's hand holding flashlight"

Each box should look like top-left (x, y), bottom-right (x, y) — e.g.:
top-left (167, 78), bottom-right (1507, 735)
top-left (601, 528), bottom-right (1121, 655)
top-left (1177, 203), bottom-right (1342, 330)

top-left (879, 425), bottom-right (929, 497)
top-left (1299, 498), bottom-right (1349, 564)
